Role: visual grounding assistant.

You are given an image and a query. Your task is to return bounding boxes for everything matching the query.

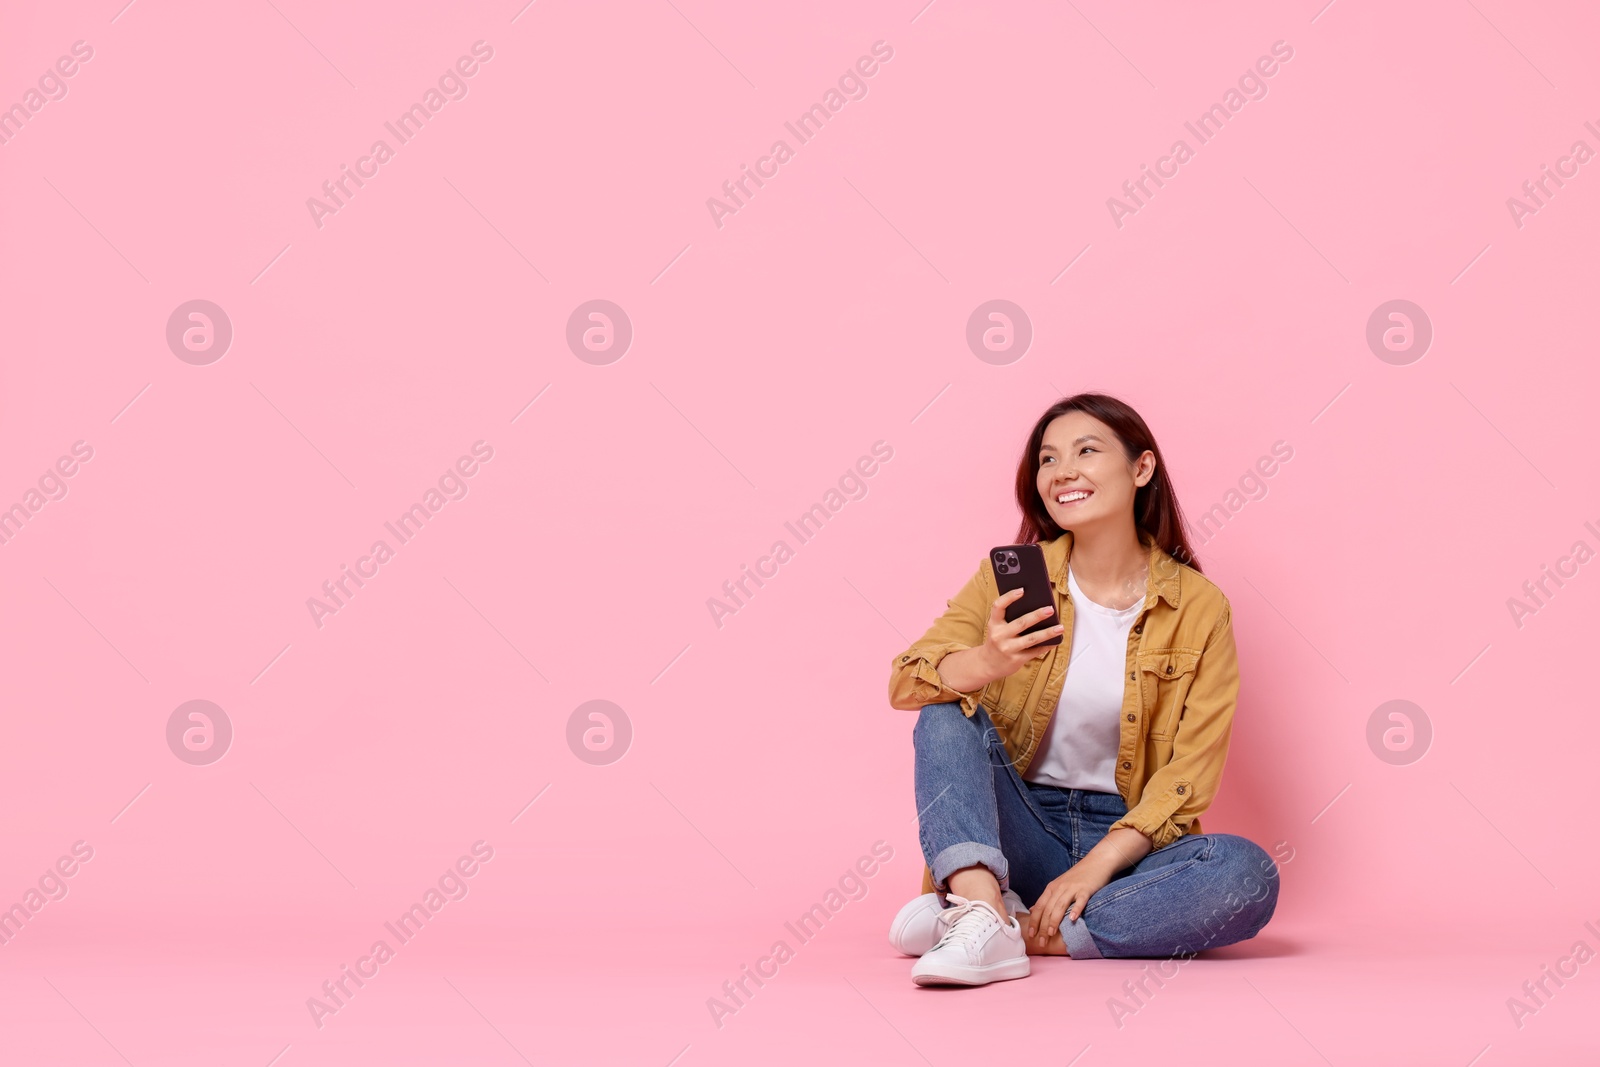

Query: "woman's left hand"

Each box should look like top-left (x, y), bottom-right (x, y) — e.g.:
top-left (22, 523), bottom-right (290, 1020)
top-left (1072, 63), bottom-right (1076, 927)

top-left (1025, 861), bottom-right (1114, 949)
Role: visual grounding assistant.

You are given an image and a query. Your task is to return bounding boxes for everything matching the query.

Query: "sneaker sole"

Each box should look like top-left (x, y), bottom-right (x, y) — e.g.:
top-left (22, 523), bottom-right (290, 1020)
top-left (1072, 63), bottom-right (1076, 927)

top-left (911, 955), bottom-right (1031, 987)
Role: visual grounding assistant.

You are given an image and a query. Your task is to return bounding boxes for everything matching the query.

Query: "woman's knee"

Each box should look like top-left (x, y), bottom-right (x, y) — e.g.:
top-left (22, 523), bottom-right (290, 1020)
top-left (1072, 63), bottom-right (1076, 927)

top-left (1200, 834), bottom-right (1280, 928)
top-left (912, 701), bottom-right (974, 749)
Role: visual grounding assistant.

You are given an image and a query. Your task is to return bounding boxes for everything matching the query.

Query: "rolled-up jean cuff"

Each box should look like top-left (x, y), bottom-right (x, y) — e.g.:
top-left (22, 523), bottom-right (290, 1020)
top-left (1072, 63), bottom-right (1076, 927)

top-left (1061, 913), bottom-right (1101, 959)
top-left (930, 842), bottom-right (1009, 894)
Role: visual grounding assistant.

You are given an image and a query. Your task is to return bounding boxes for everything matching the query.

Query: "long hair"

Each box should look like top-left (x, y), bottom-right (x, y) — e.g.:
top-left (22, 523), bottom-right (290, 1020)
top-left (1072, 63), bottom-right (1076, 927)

top-left (1011, 393), bottom-right (1203, 573)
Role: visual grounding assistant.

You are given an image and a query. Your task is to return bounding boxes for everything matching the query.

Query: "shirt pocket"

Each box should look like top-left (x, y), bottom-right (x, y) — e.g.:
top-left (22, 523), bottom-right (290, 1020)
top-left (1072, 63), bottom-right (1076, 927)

top-left (1137, 648), bottom-right (1201, 741)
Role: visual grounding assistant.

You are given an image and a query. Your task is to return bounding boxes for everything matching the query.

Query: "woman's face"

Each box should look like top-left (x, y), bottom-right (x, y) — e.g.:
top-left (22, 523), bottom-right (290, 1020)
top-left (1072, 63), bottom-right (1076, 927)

top-left (1035, 412), bottom-right (1154, 533)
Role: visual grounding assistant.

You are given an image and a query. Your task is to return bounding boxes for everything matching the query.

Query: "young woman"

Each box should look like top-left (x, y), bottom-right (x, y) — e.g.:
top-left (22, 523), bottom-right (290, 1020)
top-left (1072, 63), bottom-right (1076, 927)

top-left (885, 393), bottom-right (1280, 986)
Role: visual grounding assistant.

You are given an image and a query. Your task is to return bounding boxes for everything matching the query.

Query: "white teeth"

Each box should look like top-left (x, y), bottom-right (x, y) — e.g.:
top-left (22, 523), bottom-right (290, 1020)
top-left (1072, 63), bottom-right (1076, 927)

top-left (1058, 491), bottom-right (1090, 503)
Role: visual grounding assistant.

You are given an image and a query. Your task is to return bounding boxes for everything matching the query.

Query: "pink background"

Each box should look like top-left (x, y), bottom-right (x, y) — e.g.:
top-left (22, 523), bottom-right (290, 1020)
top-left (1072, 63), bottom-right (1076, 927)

top-left (3, 0), bottom-right (1598, 1062)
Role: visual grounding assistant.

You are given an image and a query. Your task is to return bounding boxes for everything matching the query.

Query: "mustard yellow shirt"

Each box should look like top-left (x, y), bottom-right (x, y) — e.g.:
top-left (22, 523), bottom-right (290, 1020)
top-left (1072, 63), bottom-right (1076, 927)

top-left (887, 530), bottom-right (1240, 894)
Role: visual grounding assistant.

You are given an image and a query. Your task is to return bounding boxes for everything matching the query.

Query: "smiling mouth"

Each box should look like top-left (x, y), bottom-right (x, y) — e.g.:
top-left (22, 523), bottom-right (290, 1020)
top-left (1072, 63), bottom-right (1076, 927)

top-left (1056, 490), bottom-right (1092, 506)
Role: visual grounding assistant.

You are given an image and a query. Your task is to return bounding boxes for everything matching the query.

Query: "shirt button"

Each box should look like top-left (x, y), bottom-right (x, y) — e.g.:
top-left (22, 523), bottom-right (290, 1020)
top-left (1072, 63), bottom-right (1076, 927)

top-left (1134, 625), bottom-right (1142, 634)
top-left (1126, 713), bottom-right (1136, 722)
top-left (1176, 785), bottom-right (1187, 795)
top-left (1166, 665), bottom-right (1174, 674)
top-left (1129, 672), bottom-right (1135, 680)
top-left (1122, 761), bottom-right (1131, 770)
top-left (901, 656), bottom-right (909, 662)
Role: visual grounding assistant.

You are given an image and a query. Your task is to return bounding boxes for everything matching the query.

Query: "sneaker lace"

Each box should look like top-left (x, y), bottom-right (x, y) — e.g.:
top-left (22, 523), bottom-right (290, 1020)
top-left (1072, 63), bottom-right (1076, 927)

top-left (931, 896), bottom-right (1003, 950)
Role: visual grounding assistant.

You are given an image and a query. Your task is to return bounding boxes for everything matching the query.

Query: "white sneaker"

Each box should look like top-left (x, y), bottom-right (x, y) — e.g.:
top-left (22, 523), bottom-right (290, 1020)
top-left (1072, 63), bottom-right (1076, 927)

top-left (909, 894), bottom-right (1031, 987)
top-left (888, 889), bottom-right (1029, 957)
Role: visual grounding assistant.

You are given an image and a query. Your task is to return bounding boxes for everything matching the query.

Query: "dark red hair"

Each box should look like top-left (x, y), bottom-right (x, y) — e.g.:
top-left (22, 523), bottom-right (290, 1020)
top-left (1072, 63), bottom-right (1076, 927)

top-left (1011, 393), bottom-right (1203, 573)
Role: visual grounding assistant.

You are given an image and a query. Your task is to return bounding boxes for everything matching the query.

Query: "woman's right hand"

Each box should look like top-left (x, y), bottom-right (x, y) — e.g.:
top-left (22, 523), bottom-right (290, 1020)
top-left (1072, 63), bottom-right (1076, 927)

top-left (978, 588), bottom-right (1064, 681)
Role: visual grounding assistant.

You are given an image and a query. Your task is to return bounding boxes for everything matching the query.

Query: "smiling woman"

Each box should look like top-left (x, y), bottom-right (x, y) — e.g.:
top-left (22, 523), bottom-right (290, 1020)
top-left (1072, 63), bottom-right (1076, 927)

top-left (884, 392), bottom-right (1280, 986)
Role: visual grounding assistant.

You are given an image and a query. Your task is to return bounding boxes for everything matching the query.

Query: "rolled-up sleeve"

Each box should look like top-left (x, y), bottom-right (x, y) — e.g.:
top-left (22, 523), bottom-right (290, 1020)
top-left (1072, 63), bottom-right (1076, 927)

top-left (887, 558), bottom-right (992, 717)
top-left (1109, 598), bottom-right (1239, 850)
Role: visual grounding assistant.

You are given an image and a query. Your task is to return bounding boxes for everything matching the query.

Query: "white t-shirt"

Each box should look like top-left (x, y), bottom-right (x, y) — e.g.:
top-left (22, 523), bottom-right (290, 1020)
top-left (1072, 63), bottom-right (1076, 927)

top-left (1022, 565), bottom-right (1143, 792)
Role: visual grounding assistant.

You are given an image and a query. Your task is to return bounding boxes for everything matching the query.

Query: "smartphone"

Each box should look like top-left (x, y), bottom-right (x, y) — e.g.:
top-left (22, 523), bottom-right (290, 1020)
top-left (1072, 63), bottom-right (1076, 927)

top-left (989, 543), bottom-right (1062, 648)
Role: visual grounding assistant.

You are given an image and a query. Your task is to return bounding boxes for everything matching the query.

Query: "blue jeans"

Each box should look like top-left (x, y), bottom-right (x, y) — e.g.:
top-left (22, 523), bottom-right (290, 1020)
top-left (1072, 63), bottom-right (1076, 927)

top-left (914, 701), bottom-right (1280, 960)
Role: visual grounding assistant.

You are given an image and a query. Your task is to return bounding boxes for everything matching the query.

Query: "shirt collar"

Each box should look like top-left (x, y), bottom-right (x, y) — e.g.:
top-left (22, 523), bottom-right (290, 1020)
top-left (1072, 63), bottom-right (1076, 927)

top-left (1042, 530), bottom-right (1181, 610)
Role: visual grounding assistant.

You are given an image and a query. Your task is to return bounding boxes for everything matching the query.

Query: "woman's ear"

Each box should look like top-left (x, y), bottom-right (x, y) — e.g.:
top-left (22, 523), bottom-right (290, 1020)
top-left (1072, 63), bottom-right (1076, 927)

top-left (1135, 451), bottom-right (1157, 486)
